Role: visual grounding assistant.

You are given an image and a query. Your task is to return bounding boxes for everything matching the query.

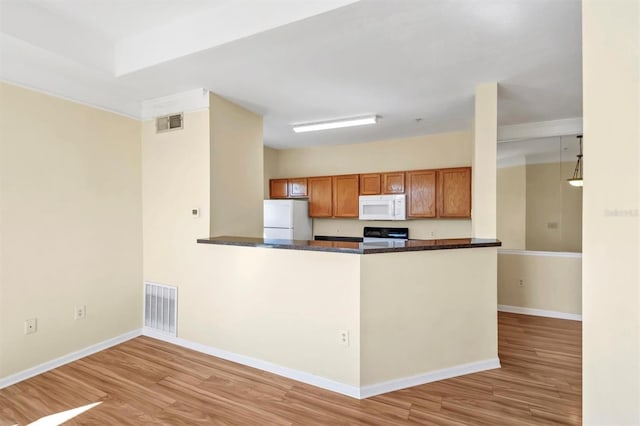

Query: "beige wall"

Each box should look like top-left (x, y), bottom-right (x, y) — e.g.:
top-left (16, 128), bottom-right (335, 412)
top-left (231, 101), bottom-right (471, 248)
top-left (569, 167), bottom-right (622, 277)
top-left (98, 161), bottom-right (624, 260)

top-left (186, 245), bottom-right (361, 386)
top-left (497, 164), bottom-right (582, 316)
top-left (583, 0), bottom-right (640, 424)
top-left (360, 248), bottom-right (498, 385)
top-left (144, 106), bottom-right (362, 386)
top-left (472, 82), bottom-right (498, 239)
top-left (210, 94), bottom-right (263, 237)
top-left (497, 162), bottom-right (582, 252)
top-left (525, 162), bottom-right (582, 252)
top-left (312, 218), bottom-right (471, 240)
top-left (177, 244), bottom-right (497, 390)
top-left (272, 130), bottom-right (473, 239)
top-left (142, 109), bottom-right (210, 287)
top-left (497, 165), bottom-right (526, 249)
top-left (143, 97), bottom-right (347, 384)
top-left (0, 83), bottom-right (142, 377)
top-left (498, 252), bottom-right (582, 315)
top-left (263, 146), bottom-right (278, 199)
top-left (275, 130), bottom-right (472, 177)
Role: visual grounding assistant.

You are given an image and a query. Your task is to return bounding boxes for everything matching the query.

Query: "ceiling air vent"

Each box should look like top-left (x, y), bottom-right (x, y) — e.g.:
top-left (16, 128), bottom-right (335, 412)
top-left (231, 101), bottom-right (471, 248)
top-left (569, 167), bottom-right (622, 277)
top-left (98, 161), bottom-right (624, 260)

top-left (156, 113), bottom-right (183, 133)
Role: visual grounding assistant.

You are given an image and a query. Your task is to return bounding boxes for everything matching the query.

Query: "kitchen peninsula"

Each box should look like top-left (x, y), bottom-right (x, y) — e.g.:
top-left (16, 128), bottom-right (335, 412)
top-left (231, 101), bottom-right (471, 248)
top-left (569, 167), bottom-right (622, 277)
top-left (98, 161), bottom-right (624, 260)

top-left (198, 235), bottom-right (500, 254)
top-left (195, 235), bottom-right (501, 398)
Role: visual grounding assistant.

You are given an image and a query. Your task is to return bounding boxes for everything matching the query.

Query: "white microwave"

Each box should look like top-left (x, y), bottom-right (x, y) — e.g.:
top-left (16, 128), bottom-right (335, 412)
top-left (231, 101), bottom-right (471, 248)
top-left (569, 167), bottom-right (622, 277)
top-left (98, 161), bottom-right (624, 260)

top-left (359, 194), bottom-right (406, 221)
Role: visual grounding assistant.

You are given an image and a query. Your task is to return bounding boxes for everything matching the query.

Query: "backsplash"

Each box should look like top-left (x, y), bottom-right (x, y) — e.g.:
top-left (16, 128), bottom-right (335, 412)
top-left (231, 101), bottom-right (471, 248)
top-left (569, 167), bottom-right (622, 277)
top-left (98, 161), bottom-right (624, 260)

top-left (312, 218), bottom-right (472, 240)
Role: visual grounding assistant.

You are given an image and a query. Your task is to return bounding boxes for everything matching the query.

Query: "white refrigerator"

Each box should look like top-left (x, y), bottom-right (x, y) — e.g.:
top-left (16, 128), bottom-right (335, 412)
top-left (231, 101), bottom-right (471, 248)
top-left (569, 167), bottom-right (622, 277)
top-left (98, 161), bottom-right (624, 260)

top-left (263, 199), bottom-right (312, 240)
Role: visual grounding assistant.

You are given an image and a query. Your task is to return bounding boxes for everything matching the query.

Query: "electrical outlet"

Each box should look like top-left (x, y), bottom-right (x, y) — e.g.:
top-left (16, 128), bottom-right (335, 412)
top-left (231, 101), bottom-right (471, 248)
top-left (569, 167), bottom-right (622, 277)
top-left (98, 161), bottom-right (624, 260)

top-left (338, 330), bottom-right (350, 346)
top-left (430, 231), bottom-right (436, 238)
top-left (74, 305), bottom-right (86, 320)
top-left (519, 279), bottom-right (524, 287)
top-left (24, 318), bottom-right (37, 335)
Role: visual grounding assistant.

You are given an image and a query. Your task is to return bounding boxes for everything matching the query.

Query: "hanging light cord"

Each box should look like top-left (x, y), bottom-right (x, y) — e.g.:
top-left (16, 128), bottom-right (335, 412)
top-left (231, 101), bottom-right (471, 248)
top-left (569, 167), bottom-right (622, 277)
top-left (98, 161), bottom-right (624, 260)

top-left (572, 135), bottom-right (583, 180)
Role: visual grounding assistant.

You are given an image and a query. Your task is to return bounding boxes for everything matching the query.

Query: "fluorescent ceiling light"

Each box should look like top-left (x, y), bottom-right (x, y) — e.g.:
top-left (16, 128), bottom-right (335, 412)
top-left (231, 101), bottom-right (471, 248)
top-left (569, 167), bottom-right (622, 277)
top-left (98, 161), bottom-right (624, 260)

top-left (293, 115), bottom-right (377, 133)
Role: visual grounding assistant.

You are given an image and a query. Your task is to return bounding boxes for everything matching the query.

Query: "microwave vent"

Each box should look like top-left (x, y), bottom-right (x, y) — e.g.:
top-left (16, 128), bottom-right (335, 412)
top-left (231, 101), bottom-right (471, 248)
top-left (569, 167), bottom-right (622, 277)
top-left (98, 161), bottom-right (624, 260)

top-left (156, 113), bottom-right (183, 133)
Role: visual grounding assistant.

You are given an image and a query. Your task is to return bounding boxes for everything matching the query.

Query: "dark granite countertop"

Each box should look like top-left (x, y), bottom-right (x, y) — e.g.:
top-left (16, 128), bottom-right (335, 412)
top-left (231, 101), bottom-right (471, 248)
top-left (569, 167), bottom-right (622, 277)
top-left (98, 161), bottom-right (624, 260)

top-left (197, 236), bottom-right (501, 254)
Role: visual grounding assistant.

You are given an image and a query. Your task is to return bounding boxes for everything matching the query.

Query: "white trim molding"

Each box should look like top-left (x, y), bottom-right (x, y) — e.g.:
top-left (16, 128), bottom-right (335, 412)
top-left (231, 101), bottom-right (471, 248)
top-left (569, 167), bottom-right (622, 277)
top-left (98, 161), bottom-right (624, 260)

top-left (141, 88), bottom-right (209, 120)
top-left (1, 329), bottom-right (502, 398)
top-left (0, 329), bottom-right (142, 389)
top-left (359, 358), bottom-right (501, 399)
top-left (0, 78), bottom-right (141, 120)
top-left (497, 118), bottom-right (583, 142)
top-left (498, 304), bottom-right (582, 321)
top-left (498, 249), bottom-right (582, 259)
top-left (143, 330), bottom-right (501, 399)
top-left (142, 329), bottom-right (361, 398)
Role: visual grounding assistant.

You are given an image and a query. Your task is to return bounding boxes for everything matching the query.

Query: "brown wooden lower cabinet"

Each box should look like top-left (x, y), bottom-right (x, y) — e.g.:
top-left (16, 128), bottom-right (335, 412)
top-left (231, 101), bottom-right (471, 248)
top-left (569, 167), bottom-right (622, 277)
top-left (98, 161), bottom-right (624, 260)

top-left (308, 176), bottom-right (333, 217)
top-left (406, 170), bottom-right (437, 218)
top-left (438, 167), bottom-right (471, 218)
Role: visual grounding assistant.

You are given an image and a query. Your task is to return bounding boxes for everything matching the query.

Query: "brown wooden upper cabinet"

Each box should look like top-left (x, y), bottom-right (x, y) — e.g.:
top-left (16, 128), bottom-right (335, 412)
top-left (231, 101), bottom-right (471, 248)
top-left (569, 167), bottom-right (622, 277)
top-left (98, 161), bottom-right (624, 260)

top-left (359, 173), bottom-right (381, 195)
top-left (406, 170), bottom-right (437, 218)
top-left (276, 166), bottom-right (470, 219)
top-left (382, 172), bottom-right (405, 194)
top-left (308, 175), bottom-right (359, 218)
top-left (360, 172), bottom-right (404, 195)
top-left (437, 167), bottom-right (471, 218)
top-left (333, 174), bottom-right (360, 217)
top-left (287, 178), bottom-right (308, 198)
top-left (269, 178), bottom-right (288, 199)
top-left (269, 178), bottom-right (308, 199)
top-left (308, 176), bottom-right (333, 217)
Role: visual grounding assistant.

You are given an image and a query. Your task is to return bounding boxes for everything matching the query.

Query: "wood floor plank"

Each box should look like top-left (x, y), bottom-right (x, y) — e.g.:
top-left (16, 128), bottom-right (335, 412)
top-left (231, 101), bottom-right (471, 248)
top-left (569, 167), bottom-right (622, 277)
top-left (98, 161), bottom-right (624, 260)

top-left (439, 399), bottom-right (549, 426)
top-left (0, 312), bottom-right (582, 425)
top-left (283, 387), bottom-right (407, 425)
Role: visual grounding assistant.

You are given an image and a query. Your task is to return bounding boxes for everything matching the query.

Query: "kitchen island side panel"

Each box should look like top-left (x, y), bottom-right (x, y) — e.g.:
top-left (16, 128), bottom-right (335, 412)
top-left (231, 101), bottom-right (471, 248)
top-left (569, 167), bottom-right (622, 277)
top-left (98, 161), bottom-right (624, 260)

top-left (360, 247), bottom-right (498, 386)
top-left (182, 244), bottom-right (361, 387)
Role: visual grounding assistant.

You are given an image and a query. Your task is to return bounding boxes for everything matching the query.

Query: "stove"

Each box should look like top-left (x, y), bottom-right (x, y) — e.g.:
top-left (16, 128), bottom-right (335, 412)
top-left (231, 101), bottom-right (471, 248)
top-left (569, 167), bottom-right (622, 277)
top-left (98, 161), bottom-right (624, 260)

top-left (314, 227), bottom-right (409, 246)
top-left (362, 226), bottom-right (409, 247)
top-left (314, 235), bottom-right (363, 243)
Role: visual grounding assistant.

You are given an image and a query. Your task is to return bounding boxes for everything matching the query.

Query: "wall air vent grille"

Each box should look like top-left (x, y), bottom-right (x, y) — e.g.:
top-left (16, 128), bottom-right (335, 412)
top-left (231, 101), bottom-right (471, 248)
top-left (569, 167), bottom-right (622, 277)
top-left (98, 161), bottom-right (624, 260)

top-left (144, 282), bottom-right (177, 336)
top-left (155, 113), bottom-right (183, 133)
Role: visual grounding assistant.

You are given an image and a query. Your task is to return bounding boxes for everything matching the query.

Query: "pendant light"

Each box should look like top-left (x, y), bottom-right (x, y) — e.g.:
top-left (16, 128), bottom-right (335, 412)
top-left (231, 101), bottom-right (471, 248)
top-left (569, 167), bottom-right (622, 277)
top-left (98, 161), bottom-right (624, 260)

top-left (567, 135), bottom-right (583, 187)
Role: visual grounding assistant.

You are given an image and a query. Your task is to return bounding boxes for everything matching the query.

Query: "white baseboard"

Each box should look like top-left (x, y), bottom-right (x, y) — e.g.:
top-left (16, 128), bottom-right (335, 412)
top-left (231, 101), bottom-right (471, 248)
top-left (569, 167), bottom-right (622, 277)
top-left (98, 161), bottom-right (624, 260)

top-left (359, 358), bottom-right (501, 399)
top-left (143, 329), bottom-right (501, 399)
top-left (1, 328), bottom-right (502, 399)
top-left (142, 328), bottom-right (361, 398)
top-left (498, 249), bottom-right (582, 258)
top-left (0, 329), bottom-right (142, 389)
top-left (498, 304), bottom-right (582, 321)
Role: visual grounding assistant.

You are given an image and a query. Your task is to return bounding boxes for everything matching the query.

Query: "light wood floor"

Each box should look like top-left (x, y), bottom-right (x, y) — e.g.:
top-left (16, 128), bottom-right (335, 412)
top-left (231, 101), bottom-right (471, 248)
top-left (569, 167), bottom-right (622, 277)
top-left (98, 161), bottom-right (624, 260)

top-left (0, 312), bottom-right (581, 425)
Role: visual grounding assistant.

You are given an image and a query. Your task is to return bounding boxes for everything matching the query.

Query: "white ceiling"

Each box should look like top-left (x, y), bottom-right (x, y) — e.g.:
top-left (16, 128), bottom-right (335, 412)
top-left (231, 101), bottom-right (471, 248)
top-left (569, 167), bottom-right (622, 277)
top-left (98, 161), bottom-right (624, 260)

top-left (32, 0), bottom-right (221, 40)
top-left (0, 0), bottom-right (582, 149)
